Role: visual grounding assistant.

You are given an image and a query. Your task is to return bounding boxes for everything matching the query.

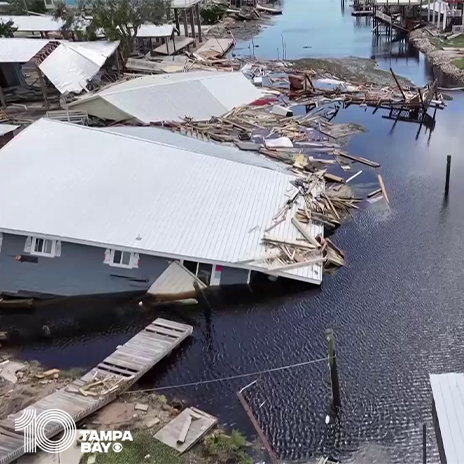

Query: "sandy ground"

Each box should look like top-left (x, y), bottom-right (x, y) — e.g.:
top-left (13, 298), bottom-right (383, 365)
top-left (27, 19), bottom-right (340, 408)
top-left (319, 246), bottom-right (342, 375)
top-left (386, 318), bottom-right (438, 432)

top-left (409, 28), bottom-right (464, 84)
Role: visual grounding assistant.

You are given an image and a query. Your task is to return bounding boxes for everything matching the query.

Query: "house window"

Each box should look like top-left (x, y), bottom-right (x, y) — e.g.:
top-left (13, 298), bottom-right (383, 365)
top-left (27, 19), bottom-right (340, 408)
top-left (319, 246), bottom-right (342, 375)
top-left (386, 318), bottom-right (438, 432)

top-left (181, 260), bottom-right (214, 285)
top-left (104, 249), bottom-right (139, 269)
top-left (25, 236), bottom-right (60, 258)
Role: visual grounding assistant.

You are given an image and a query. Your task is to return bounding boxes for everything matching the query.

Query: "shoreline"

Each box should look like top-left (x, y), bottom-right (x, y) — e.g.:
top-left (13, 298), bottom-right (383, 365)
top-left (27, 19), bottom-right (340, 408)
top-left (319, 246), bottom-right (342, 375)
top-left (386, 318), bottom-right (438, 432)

top-left (409, 28), bottom-right (464, 84)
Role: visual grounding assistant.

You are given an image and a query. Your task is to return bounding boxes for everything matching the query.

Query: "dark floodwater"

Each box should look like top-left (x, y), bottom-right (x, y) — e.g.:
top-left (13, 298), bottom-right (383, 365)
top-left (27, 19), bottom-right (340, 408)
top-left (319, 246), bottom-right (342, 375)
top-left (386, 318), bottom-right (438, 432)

top-left (3, 2), bottom-right (464, 463)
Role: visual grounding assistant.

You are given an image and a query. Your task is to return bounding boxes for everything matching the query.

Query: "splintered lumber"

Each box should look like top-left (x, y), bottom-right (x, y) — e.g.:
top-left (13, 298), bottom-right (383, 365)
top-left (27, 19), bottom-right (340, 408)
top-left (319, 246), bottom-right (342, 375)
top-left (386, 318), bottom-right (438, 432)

top-left (262, 235), bottom-right (316, 249)
top-left (367, 188), bottom-right (382, 198)
top-left (345, 170), bottom-right (362, 183)
top-left (177, 414), bottom-right (192, 444)
top-left (377, 174), bottom-right (390, 207)
top-left (323, 172), bottom-right (344, 183)
top-left (291, 218), bottom-right (320, 248)
top-left (337, 152), bottom-right (380, 168)
top-left (269, 256), bottom-right (326, 272)
top-left (326, 237), bottom-right (345, 258)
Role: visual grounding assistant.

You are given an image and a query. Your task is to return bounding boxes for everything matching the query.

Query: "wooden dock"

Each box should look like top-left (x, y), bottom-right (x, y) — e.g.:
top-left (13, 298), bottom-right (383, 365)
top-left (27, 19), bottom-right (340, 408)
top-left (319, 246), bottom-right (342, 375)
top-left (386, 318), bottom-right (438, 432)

top-left (0, 318), bottom-right (193, 464)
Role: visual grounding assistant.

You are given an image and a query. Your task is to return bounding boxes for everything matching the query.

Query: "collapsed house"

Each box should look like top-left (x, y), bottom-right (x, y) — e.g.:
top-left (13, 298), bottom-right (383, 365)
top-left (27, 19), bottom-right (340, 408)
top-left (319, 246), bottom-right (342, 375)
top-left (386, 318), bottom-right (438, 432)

top-left (0, 38), bottom-right (120, 108)
top-left (0, 118), bottom-right (325, 298)
top-left (67, 71), bottom-right (263, 122)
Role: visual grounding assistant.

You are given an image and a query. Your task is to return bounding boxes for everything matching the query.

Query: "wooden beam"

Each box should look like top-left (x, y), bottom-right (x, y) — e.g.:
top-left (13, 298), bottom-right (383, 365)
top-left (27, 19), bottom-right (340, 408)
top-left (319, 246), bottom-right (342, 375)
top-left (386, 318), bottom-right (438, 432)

top-left (0, 85), bottom-right (6, 108)
top-left (390, 67), bottom-right (406, 101)
top-left (377, 174), bottom-right (390, 207)
top-left (189, 7), bottom-right (196, 40)
top-left (36, 65), bottom-right (49, 110)
top-left (177, 414), bottom-right (192, 444)
top-left (291, 218), bottom-right (320, 248)
top-left (174, 8), bottom-right (180, 34)
top-left (183, 9), bottom-right (189, 37)
top-left (196, 3), bottom-right (202, 43)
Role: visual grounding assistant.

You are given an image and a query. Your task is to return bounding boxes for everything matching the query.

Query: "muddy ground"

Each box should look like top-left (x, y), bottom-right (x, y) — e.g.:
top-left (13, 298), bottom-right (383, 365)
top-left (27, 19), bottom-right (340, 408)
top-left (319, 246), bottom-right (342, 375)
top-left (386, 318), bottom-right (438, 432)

top-left (292, 56), bottom-right (411, 87)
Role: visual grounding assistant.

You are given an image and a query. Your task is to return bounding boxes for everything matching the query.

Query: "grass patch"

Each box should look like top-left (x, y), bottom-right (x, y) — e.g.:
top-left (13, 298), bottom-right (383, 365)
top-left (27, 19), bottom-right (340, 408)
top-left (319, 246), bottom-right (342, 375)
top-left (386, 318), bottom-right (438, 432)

top-left (204, 430), bottom-right (252, 464)
top-left (91, 431), bottom-right (185, 464)
top-left (436, 35), bottom-right (464, 48)
top-left (452, 58), bottom-right (464, 69)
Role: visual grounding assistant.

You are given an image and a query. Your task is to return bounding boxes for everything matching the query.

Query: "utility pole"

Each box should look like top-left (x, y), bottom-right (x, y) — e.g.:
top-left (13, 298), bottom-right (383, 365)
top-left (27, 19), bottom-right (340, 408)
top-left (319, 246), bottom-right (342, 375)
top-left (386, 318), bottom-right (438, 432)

top-left (325, 328), bottom-right (341, 408)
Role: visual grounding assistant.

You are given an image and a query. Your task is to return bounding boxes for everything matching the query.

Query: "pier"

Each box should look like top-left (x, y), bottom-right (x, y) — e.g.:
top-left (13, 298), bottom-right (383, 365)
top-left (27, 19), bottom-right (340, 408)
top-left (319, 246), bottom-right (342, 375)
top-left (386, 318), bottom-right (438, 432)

top-left (0, 318), bottom-right (193, 464)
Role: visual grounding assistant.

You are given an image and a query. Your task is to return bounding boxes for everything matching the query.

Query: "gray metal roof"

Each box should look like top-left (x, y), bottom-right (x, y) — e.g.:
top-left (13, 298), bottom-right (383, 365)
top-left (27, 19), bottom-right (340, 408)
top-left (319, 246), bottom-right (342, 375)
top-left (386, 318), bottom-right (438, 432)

top-left (0, 38), bottom-right (50, 63)
top-left (430, 373), bottom-right (464, 463)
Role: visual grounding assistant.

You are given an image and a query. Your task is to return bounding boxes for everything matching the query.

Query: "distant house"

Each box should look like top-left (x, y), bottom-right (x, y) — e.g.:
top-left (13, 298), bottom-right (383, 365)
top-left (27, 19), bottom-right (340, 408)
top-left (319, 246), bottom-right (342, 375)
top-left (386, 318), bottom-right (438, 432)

top-left (0, 119), bottom-right (324, 298)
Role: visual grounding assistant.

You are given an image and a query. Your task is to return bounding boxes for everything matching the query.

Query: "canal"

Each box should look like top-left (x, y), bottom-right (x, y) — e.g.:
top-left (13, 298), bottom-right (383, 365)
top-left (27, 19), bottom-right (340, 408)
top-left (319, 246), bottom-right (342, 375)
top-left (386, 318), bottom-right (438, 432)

top-left (3, 1), bottom-right (464, 463)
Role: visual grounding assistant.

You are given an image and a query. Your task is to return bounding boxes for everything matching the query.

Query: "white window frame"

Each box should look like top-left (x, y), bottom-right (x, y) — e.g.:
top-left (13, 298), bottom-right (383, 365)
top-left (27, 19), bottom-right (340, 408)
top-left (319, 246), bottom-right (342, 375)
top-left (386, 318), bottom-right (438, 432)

top-left (106, 249), bottom-right (139, 269)
top-left (28, 237), bottom-right (59, 258)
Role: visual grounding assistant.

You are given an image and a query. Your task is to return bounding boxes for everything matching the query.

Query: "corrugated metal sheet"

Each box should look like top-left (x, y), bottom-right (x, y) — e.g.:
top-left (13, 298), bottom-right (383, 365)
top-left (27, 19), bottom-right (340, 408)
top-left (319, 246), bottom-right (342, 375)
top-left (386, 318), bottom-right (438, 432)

top-left (138, 24), bottom-right (174, 38)
top-left (0, 38), bottom-right (50, 63)
top-left (39, 41), bottom-right (120, 94)
top-left (0, 119), bottom-right (323, 285)
top-left (106, 126), bottom-right (288, 172)
top-left (172, 0), bottom-right (201, 8)
top-left (0, 15), bottom-right (63, 31)
top-left (430, 373), bottom-right (464, 463)
top-left (69, 72), bottom-right (263, 123)
top-left (0, 124), bottom-right (19, 136)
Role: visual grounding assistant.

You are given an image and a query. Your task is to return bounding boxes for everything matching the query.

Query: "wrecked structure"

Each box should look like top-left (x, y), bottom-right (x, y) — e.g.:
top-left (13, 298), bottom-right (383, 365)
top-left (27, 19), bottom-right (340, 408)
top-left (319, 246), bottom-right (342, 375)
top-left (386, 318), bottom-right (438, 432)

top-left (67, 71), bottom-right (263, 122)
top-left (0, 118), bottom-right (334, 298)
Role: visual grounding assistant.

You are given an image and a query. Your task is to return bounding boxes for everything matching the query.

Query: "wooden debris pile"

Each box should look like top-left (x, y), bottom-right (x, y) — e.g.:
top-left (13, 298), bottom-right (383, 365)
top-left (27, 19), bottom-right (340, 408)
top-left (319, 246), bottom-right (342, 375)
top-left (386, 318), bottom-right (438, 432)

top-left (251, 172), bottom-right (348, 272)
top-left (66, 373), bottom-right (127, 398)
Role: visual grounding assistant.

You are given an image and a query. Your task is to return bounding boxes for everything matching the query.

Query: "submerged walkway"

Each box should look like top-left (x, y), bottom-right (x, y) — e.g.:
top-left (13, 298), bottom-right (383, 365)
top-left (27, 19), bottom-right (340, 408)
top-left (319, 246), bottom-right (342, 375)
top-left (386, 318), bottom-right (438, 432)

top-left (0, 318), bottom-right (193, 464)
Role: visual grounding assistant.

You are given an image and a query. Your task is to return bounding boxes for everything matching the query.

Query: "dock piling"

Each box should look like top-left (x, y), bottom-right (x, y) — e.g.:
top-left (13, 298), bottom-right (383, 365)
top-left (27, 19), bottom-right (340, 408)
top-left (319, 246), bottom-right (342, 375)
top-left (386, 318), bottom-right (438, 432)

top-left (423, 423), bottom-right (427, 464)
top-left (445, 154), bottom-right (451, 196)
top-left (325, 328), bottom-right (341, 407)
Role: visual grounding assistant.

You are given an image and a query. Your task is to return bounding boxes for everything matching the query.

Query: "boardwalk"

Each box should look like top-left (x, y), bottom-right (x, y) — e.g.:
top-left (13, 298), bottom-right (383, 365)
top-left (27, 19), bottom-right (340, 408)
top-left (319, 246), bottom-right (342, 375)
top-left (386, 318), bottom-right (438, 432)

top-left (0, 318), bottom-right (193, 464)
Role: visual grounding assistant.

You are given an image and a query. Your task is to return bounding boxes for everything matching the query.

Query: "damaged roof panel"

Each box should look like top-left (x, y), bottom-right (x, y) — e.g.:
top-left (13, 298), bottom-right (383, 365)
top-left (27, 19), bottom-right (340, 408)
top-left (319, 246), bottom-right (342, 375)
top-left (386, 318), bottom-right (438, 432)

top-left (68, 71), bottom-right (263, 122)
top-left (39, 41), bottom-right (120, 94)
top-left (0, 38), bottom-right (50, 63)
top-left (0, 119), bottom-right (323, 285)
top-left (0, 15), bottom-right (63, 32)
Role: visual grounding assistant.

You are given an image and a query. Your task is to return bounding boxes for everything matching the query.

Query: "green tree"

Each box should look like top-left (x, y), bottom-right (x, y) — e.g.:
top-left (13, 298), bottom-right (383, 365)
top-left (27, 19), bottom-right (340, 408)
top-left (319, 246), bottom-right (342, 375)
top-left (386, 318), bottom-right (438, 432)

top-left (54, 0), bottom-right (171, 56)
top-left (0, 20), bottom-right (17, 37)
top-left (7, 0), bottom-right (46, 14)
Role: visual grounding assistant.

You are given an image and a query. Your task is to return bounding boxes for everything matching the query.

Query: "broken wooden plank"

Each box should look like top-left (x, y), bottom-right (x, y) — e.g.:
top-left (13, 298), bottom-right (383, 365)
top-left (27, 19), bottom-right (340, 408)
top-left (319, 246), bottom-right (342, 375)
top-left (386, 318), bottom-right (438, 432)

top-left (377, 174), bottom-right (390, 207)
top-left (367, 188), bottom-right (382, 198)
top-left (337, 152), bottom-right (380, 168)
top-left (177, 414), bottom-right (192, 444)
top-left (323, 172), bottom-right (344, 183)
top-left (291, 218), bottom-right (320, 248)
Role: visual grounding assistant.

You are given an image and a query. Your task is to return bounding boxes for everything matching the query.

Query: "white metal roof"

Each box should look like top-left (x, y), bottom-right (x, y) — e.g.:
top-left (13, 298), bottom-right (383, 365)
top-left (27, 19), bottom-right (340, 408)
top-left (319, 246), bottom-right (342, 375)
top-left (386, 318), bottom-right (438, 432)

top-left (172, 0), bottom-right (201, 9)
top-left (430, 373), bottom-right (464, 463)
top-left (0, 15), bottom-right (63, 32)
top-left (106, 126), bottom-right (287, 172)
top-left (0, 124), bottom-right (19, 136)
top-left (68, 71), bottom-right (263, 123)
top-left (39, 40), bottom-right (119, 94)
top-left (0, 119), bottom-right (323, 285)
top-left (0, 38), bottom-right (50, 63)
top-left (138, 24), bottom-right (174, 38)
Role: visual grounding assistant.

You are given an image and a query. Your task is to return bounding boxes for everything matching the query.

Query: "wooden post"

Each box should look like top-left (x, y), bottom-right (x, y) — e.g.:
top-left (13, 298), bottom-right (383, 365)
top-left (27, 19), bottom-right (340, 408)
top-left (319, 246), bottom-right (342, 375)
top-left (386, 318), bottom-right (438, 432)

top-left (183, 9), bottom-right (189, 37)
top-left (174, 8), bottom-right (180, 34)
top-left (237, 385), bottom-right (277, 464)
top-left (0, 85), bottom-right (6, 108)
top-left (36, 65), bottom-right (49, 110)
top-left (325, 328), bottom-right (341, 407)
top-left (196, 3), bottom-right (202, 43)
top-left (423, 423), bottom-right (427, 464)
top-left (445, 154), bottom-right (451, 196)
top-left (189, 7), bottom-right (196, 40)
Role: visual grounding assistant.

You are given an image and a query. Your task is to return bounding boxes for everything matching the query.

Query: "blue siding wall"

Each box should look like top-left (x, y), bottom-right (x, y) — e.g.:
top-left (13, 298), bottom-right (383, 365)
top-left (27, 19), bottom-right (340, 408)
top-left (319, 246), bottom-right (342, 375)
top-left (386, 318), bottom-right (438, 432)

top-left (0, 233), bottom-right (170, 297)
